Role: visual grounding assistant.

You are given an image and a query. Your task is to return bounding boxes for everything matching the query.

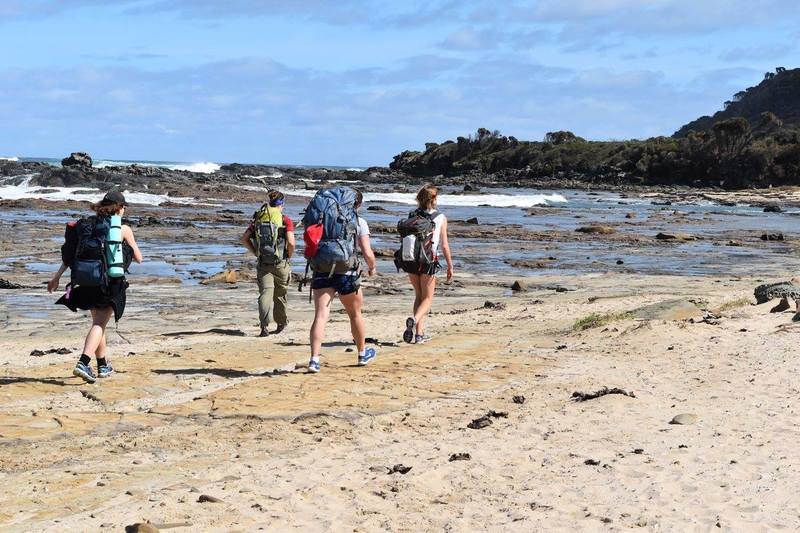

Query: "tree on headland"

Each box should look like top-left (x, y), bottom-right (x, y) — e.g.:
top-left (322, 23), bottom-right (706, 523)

top-left (544, 131), bottom-right (582, 145)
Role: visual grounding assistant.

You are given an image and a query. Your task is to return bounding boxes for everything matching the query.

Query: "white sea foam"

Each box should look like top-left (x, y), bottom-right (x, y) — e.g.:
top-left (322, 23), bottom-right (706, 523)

top-left (345, 168), bottom-right (365, 172)
top-left (0, 156), bottom-right (19, 161)
top-left (284, 188), bottom-right (567, 208)
top-left (168, 162), bottom-right (221, 173)
top-left (242, 173), bottom-right (284, 179)
top-left (94, 160), bottom-right (221, 174)
top-left (0, 176), bottom-right (200, 206)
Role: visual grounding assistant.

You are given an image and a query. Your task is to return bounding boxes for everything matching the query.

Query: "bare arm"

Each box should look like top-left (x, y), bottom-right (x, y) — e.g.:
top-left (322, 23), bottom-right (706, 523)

top-left (47, 263), bottom-right (69, 293)
top-left (122, 225), bottom-right (143, 263)
top-left (285, 231), bottom-right (296, 259)
top-left (358, 234), bottom-right (377, 276)
top-left (241, 227), bottom-right (257, 256)
top-left (440, 217), bottom-right (453, 282)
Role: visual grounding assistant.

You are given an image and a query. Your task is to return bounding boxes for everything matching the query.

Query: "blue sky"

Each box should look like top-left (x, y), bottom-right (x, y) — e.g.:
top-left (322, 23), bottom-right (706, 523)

top-left (0, 0), bottom-right (798, 166)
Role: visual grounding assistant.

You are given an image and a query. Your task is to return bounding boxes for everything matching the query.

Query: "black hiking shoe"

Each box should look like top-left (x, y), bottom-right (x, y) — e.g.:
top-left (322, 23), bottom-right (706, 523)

top-left (259, 327), bottom-right (270, 337)
top-left (403, 317), bottom-right (416, 344)
top-left (274, 324), bottom-right (287, 334)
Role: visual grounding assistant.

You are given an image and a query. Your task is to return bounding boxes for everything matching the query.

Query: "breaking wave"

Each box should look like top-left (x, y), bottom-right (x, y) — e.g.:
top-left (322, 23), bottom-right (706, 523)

top-left (94, 160), bottom-right (221, 174)
top-left (0, 156), bottom-right (19, 161)
top-left (284, 188), bottom-right (567, 208)
top-left (0, 176), bottom-right (200, 206)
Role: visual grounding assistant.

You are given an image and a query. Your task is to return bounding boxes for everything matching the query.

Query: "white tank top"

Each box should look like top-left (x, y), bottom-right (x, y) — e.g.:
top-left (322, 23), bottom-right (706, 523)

top-left (427, 209), bottom-right (446, 256)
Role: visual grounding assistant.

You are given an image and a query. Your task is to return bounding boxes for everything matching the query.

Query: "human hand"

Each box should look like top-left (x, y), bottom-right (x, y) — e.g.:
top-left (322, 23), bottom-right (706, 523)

top-left (446, 266), bottom-right (454, 283)
top-left (368, 267), bottom-right (377, 277)
top-left (47, 276), bottom-right (60, 293)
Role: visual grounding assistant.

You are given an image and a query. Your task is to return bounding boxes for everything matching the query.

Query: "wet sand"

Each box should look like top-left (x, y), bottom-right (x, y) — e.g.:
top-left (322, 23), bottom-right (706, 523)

top-left (2, 195), bottom-right (800, 531)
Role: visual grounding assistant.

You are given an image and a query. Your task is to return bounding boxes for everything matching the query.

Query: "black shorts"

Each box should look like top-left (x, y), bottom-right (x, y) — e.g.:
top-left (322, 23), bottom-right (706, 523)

top-left (311, 273), bottom-right (361, 295)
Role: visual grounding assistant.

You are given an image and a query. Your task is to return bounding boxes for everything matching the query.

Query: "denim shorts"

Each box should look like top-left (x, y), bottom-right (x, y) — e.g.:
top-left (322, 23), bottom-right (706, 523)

top-left (311, 273), bottom-right (361, 295)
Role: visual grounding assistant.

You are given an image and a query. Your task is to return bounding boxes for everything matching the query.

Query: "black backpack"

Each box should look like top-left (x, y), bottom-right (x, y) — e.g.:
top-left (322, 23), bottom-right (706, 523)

top-left (394, 209), bottom-right (438, 274)
top-left (71, 216), bottom-right (111, 288)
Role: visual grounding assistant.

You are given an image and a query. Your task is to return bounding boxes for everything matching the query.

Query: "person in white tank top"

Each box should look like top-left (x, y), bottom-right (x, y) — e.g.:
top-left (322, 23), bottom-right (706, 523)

top-left (402, 185), bottom-right (453, 344)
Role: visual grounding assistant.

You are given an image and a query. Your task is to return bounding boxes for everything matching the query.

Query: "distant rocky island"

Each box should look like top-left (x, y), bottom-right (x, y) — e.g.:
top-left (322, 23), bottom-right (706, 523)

top-left (390, 67), bottom-right (800, 189)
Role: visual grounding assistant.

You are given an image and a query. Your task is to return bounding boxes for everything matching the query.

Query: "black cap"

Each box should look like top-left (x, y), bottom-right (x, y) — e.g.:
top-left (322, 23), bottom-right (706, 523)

top-left (101, 190), bottom-right (127, 206)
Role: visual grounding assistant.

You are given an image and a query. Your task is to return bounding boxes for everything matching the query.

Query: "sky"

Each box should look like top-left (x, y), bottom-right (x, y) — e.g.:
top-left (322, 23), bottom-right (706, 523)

top-left (0, 0), bottom-right (798, 166)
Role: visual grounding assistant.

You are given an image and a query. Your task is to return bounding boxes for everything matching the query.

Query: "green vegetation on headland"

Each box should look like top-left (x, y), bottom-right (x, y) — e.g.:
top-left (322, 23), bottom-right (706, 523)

top-left (391, 67), bottom-right (800, 189)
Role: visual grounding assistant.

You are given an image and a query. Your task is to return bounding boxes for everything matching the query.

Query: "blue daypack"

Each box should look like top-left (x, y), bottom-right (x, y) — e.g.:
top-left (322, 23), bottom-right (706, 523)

top-left (302, 186), bottom-right (360, 275)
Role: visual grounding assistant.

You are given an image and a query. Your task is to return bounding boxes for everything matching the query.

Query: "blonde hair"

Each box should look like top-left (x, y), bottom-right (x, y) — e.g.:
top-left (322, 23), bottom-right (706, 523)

top-left (416, 184), bottom-right (438, 210)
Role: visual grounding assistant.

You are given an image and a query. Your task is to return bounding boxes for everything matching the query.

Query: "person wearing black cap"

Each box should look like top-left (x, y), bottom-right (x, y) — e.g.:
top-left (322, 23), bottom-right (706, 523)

top-left (241, 189), bottom-right (296, 337)
top-left (48, 190), bottom-right (143, 383)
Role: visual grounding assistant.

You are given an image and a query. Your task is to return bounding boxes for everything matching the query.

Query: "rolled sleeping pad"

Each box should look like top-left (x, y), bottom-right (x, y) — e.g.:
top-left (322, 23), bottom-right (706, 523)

top-left (106, 215), bottom-right (125, 278)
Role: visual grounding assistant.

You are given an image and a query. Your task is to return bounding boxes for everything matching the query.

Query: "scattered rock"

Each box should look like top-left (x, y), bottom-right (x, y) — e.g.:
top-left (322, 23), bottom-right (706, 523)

top-left (511, 280), bottom-right (528, 292)
top-left (197, 494), bottom-right (223, 503)
top-left (366, 205), bottom-right (386, 211)
top-left (763, 205), bottom-right (783, 213)
top-left (449, 453), bottom-right (471, 462)
top-left (633, 448), bottom-right (644, 454)
top-left (761, 233), bottom-right (785, 241)
top-left (571, 387), bottom-right (636, 402)
top-left (463, 183), bottom-right (479, 192)
top-left (512, 395), bottom-right (526, 404)
top-left (61, 151), bottom-right (93, 168)
top-left (584, 459), bottom-right (601, 466)
top-left (754, 281), bottom-right (800, 304)
top-left (669, 414), bottom-right (699, 425)
top-left (467, 416), bottom-right (492, 430)
top-left (576, 225), bottom-right (615, 234)
top-left (30, 348), bottom-right (71, 357)
top-left (0, 279), bottom-right (23, 290)
top-left (465, 217), bottom-right (479, 225)
top-left (655, 232), bottom-right (696, 241)
top-left (125, 524), bottom-right (159, 533)
top-left (200, 270), bottom-right (239, 284)
top-left (616, 259), bottom-right (624, 265)
top-left (625, 213), bottom-right (635, 219)
top-left (483, 301), bottom-right (506, 310)
top-left (389, 464), bottom-right (412, 475)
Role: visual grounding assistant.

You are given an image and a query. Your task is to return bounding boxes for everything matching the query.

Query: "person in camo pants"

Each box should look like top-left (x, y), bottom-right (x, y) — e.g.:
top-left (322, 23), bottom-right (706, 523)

top-left (241, 190), bottom-right (296, 337)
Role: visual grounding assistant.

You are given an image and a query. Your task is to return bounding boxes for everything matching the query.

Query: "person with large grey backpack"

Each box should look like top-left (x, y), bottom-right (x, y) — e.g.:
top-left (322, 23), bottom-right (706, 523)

top-left (301, 186), bottom-right (377, 373)
top-left (395, 184), bottom-right (453, 344)
top-left (48, 190), bottom-right (143, 383)
top-left (241, 189), bottom-right (296, 337)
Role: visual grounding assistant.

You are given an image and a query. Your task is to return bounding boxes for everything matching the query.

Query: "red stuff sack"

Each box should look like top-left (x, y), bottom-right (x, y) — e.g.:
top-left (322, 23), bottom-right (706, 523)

top-left (303, 223), bottom-right (324, 259)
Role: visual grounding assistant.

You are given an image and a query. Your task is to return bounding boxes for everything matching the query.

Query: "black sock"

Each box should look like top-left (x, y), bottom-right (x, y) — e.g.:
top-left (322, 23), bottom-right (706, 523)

top-left (97, 358), bottom-right (107, 368)
top-left (79, 354), bottom-right (91, 366)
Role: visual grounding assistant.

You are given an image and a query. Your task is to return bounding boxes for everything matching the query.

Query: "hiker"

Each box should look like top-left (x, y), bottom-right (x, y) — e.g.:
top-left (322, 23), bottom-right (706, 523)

top-left (302, 187), bottom-right (377, 372)
top-left (241, 189), bottom-right (296, 337)
top-left (395, 184), bottom-right (453, 343)
top-left (47, 190), bottom-right (143, 383)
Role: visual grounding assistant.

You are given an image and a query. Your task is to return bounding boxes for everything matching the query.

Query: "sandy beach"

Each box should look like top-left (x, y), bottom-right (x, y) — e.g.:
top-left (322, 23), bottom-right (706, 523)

top-left (3, 206), bottom-right (800, 532)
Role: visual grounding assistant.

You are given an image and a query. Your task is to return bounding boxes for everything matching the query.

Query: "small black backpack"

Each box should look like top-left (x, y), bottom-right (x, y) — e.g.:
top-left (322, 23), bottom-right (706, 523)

top-left (71, 216), bottom-right (110, 288)
top-left (394, 209), bottom-right (438, 274)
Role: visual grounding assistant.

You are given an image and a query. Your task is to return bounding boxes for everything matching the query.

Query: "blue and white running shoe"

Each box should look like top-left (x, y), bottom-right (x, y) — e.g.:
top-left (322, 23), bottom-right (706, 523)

top-left (98, 363), bottom-right (114, 378)
top-left (73, 361), bottom-right (97, 383)
top-left (308, 357), bottom-right (321, 373)
top-left (358, 347), bottom-right (377, 366)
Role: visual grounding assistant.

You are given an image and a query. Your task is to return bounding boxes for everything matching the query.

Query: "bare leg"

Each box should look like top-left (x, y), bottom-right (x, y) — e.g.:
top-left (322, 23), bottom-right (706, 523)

top-left (408, 274), bottom-right (422, 315)
top-left (793, 299), bottom-right (800, 321)
top-left (339, 289), bottom-right (365, 353)
top-left (83, 307), bottom-right (113, 357)
top-left (310, 288), bottom-right (335, 357)
top-left (413, 274), bottom-right (437, 335)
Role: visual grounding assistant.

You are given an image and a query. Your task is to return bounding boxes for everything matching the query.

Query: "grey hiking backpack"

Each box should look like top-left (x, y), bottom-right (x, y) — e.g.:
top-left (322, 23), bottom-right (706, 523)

top-left (302, 186), bottom-right (360, 275)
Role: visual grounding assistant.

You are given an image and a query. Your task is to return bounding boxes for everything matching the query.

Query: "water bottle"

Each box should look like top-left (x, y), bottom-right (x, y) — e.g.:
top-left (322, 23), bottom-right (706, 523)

top-left (106, 215), bottom-right (125, 278)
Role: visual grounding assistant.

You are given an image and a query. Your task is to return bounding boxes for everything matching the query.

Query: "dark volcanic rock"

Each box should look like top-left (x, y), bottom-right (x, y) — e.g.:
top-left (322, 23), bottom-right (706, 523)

top-left (763, 204), bottom-right (783, 213)
top-left (761, 232), bottom-right (785, 241)
top-left (61, 152), bottom-right (93, 168)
